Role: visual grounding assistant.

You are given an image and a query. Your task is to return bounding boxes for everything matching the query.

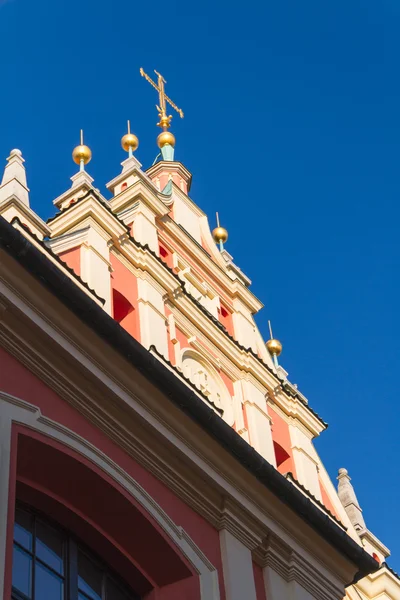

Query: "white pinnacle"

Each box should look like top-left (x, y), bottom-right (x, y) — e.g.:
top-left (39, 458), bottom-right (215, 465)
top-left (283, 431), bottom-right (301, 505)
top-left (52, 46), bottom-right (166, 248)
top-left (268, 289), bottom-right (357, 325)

top-left (0, 149), bottom-right (30, 207)
top-left (337, 468), bottom-right (366, 532)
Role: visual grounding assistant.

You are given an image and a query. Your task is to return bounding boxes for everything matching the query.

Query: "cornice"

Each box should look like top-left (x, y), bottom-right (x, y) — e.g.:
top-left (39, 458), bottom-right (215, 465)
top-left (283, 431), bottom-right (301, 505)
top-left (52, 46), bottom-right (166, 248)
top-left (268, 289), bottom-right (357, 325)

top-left (146, 161), bottom-right (193, 192)
top-left (261, 534), bottom-right (347, 600)
top-left (268, 388), bottom-right (326, 437)
top-left (47, 227), bottom-right (90, 254)
top-left (0, 242), bottom-right (374, 585)
top-left (160, 219), bottom-right (263, 313)
top-left (114, 241), bottom-right (180, 296)
top-left (48, 194), bottom-right (127, 241)
top-left (0, 196), bottom-right (50, 237)
top-left (109, 177), bottom-right (170, 218)
top-left (356, 563), bottom-right (400, 598)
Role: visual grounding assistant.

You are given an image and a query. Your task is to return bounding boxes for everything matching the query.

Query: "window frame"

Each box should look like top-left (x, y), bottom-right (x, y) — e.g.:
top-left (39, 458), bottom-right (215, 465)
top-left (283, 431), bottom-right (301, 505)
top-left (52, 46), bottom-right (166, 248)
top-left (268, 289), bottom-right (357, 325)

top-left (12, 503), bottom-right (140, 600)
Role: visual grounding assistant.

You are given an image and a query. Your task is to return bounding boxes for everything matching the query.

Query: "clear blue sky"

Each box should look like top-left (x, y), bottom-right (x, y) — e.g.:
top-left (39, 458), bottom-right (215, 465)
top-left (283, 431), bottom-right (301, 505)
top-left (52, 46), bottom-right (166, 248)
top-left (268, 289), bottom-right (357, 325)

top-left (1, 0), bottom-right (399, 569)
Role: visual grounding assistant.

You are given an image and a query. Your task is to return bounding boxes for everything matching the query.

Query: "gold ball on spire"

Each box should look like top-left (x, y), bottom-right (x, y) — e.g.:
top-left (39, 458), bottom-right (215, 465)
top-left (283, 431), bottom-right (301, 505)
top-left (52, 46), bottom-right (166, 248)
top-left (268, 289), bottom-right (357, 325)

top-left (121, 133), bottom-right (139, 153)
top-left (157, 131), bottom-right (176, 149)
top-left (266, 338), bottom-right (282, 357)
top-left (72, 144), bottom-right (92, 165)
top-left (212, 226), bottom-right (228, 244)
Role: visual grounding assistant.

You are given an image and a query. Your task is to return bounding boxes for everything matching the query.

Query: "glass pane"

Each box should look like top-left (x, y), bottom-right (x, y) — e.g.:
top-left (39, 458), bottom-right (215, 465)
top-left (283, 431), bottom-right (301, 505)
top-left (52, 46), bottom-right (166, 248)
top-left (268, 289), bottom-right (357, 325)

top-left (78, 551), bottom-right (102, 600)
top-left (35, 562), bottom-right (63, 600)
top-left (14, 508), bottom-right (33, 551)
top-left (36, 519), bottom-right (64, 574)
top-left (106, 577), bottom-right (130, 600)
top-left (12, 545), bottom-right (32, 597)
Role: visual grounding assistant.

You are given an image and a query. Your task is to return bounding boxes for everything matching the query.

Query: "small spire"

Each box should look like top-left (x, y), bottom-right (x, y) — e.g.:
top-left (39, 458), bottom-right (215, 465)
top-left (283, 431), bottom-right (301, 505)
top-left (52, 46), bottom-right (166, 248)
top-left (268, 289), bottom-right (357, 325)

top-left (0, 149), bottom-right (30, 207)
top-left (337, 468), bottom-right (366, 531)
top-left (140, 67), bottom-right (184, 161)
top-left (266, 320), bottom-right (283, 368)
top-left (121, 120), bottom-right (139, 157)
top-left (212, 212), bottom-right (229, 251)
top-left (72, 129), bottom-right (92, 172)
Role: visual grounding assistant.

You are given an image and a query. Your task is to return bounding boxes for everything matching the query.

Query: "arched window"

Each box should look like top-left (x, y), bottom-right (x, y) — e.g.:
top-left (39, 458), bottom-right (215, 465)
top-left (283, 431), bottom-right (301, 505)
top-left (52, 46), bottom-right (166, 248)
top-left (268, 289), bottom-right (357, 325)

top-left (12, 504), bottom-right (140, 600)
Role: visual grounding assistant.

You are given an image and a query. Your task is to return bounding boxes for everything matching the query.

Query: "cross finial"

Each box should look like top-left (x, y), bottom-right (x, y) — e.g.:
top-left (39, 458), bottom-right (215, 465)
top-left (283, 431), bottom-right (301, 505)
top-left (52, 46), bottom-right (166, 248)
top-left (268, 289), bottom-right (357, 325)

top-left (140, 67), bottom-right (184, 130)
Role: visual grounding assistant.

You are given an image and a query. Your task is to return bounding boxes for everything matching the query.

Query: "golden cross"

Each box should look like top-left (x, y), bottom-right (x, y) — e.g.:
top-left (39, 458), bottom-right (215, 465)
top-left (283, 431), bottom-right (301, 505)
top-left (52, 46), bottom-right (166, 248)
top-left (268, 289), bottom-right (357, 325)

top-left (140, 67), bottom-right (184, 130)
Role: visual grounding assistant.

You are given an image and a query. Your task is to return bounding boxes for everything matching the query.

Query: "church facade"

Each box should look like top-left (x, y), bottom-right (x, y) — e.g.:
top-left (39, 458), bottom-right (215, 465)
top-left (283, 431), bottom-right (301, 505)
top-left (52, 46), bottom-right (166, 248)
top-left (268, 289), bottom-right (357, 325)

top-left (0, 70), bottom-right (398, 600)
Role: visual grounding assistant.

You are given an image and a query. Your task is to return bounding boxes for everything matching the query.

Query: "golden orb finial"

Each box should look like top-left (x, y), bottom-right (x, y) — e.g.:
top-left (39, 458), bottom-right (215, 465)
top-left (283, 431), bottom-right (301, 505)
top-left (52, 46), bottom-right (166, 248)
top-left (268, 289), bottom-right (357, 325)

top-left (212, 212), bottom-right (228, 250)
top-left (157, 130), bottom-right (176, 149)
top-left (266, 338), bottom-right (283, 357)
top-left (266, 320), bottom-right (282, 366)
top-left (72, 130), bottom-right (92, 170)
top-left (212, 226), bottom-right (228, 244)
top-left (121, 120), bottom-right (139, 155)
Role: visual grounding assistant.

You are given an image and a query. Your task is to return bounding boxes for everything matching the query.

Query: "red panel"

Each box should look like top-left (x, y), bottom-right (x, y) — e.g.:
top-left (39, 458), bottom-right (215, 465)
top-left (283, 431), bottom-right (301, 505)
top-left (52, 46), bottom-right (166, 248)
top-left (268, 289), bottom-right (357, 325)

top-left (158, 243), bottom-right (174, 271)
top-left (110, 254), bottom-right (140, 342)
top-left (253, 563), bottom-right (267, 600)
top-left (273, 441), bottom-right (291, 469)
top-left (219, 305), bottom-right (234, 336)
top-left (269, 406), bottom-right (296, 477)
top-left (113, 289), bottom-right (133, 323)
top-left (59, 247), bottom-right (81, 277)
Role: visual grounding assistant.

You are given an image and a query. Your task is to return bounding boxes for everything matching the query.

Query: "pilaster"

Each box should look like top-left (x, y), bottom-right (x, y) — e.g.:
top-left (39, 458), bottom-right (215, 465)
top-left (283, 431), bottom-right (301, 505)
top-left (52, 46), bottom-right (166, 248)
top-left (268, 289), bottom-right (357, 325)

top-left (242, 379), bottom-right (276, 465)
top-left (131, 202), bottom-right (159, 254)
top-left (220, 529), bottom-right (258, 600)
top-left (80, 226), bottom-right (112, 314)
top-left (231, 298), bottom-right (257, 352)
top-left (137, 276), bottom-right (169, 358)
top-left (289, 422), bottom-right (321, 500)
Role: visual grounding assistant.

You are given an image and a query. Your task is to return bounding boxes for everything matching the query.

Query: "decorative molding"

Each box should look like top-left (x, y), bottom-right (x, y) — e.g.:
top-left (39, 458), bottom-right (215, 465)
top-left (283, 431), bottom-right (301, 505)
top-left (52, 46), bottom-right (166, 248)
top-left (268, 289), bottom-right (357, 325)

top-left (262, 534), bottom-right (346, 600)
top-left (0, 391), bottom-right (221, 600)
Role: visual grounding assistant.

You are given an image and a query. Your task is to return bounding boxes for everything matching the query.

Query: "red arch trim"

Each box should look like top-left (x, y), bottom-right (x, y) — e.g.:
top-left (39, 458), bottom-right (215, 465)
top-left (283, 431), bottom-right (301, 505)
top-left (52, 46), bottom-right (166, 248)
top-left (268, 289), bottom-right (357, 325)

top-left (6, 426), bottom-right (200, 599)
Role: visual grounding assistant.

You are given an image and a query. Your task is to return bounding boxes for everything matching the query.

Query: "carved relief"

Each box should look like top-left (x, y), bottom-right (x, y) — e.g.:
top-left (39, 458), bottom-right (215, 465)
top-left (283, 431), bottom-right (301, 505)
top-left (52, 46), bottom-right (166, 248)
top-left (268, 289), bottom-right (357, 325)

top-left (180, 349), bottom-right (234, 425)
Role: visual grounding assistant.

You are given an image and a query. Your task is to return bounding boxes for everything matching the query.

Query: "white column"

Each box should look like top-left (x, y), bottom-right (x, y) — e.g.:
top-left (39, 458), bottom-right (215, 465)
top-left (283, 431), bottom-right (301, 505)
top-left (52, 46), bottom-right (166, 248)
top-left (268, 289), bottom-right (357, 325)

top-left (219, 529), bottom-right (257, 600)
top-left (242, 380), bottom-right (277, 466)
top-left (231, 307), bottom-right (257, 353)
top-left (289, 425), bottom-right (321, 500)
top-left (264, 566), bottom-right (291, 599)
top-left (132, 203), bottom-right (159, 254)
top-left (137, 277), bottom-right (169, 358)
top-left (81, 228), bottom-right (112, 314)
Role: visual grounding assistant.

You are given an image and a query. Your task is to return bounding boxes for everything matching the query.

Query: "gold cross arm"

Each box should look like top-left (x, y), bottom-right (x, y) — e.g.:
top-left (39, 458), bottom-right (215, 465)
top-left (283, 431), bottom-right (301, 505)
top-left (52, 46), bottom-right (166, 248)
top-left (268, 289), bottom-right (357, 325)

top-left (140, 68), bottom-right (184, 127)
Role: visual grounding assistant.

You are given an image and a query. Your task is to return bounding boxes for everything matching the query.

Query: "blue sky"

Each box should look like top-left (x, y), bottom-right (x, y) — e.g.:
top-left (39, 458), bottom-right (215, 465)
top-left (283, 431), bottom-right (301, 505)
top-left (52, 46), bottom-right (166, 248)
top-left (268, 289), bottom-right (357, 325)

top-left (1, 0), bottom-right (399, 569)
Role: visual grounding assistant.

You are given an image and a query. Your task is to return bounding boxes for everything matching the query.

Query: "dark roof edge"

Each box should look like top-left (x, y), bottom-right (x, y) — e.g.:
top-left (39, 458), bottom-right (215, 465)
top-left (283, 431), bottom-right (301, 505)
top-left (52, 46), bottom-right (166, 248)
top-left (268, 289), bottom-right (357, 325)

top-left (382, 562), bottom-right (400, 582)
top-left (0, 215), bottom-right (377, 584)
